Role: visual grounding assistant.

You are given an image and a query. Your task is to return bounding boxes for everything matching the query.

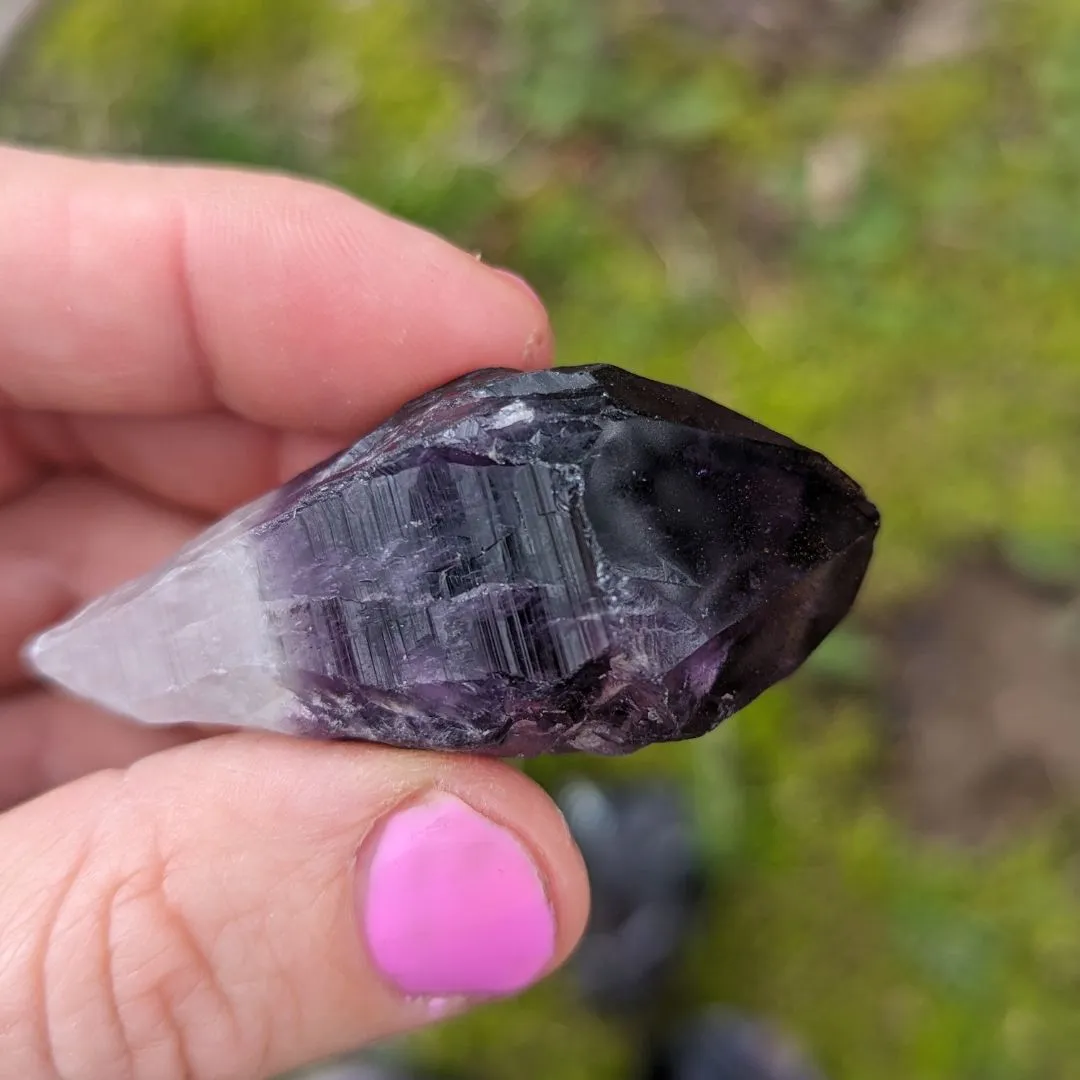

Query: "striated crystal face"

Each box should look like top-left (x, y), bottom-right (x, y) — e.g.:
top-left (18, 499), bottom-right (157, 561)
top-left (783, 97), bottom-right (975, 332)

top-left (25, 365), bottom-right (879, 756)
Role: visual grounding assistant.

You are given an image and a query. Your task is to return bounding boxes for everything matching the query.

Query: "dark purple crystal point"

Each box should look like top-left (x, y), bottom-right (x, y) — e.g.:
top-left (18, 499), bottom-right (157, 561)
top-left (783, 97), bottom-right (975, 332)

top-left (261, 365), bottom-right (878, 753)
top-left (27, 365), bottom-right (879, 756)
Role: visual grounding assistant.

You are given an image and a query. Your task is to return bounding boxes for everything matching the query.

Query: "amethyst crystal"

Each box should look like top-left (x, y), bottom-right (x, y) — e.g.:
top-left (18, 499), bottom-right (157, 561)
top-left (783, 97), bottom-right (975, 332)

top-left (25, 365), bottom-right (879, 756)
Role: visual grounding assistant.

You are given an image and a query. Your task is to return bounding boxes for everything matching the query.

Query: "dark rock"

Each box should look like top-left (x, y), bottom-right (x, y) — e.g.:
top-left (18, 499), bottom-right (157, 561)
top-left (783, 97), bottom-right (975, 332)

top-left (647, 1010), bottom-right (826, 1080)
top-left (557, 777), bottom-right (706, 1011)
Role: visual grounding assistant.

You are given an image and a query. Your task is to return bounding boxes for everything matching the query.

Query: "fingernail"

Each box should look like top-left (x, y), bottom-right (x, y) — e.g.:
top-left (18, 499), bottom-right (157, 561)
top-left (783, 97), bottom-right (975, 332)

top-left (489, 268), bottom-right (553, 369)
top-left (490, 267), bottom-right (543, 308)
top-left (360, 794), bottom-right (556, 999)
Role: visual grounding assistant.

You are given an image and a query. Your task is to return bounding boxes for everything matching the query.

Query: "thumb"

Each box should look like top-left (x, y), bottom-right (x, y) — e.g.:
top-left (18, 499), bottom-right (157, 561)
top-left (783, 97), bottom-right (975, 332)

top-left (0, 733), bottom-right (589, 1079)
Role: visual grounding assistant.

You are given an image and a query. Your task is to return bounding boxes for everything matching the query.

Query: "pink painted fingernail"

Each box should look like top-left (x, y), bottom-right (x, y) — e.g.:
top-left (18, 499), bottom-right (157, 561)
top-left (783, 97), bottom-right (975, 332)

top-left (360, 795), bottom-right (556, 999)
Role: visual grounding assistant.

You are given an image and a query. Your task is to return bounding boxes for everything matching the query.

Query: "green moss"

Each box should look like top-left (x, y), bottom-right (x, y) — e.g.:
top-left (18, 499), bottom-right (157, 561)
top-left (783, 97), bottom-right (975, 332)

top-left (5, 1), bottom-right (1080, 1076)
top-left (407, 978), bottom-right (631, 1080)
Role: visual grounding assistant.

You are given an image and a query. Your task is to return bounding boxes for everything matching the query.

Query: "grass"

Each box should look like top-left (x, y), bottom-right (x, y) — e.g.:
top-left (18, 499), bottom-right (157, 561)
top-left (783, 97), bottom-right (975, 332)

top-left (3, 1), bottom-right (1080, 1076)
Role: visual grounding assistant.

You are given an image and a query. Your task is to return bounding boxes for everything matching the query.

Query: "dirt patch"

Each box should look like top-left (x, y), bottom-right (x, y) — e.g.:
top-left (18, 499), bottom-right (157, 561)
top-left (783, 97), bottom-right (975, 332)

top-left (658, 0), bottom-right (913, 76)
top-left (883, 555), bottom-right (1080, 844)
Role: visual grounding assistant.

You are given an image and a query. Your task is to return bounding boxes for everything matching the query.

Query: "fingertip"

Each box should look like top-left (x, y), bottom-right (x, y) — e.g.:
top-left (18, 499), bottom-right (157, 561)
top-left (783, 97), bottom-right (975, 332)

top-left (181, 173), bottom-right (556, 431)
top-left (487, 267), bottom-right (555, 371)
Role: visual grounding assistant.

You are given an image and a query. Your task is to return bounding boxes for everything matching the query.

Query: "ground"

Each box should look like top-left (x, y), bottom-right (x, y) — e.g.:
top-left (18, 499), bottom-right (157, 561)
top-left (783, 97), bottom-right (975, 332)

top-left (887, 556), bottom-right (1080, 844)
top-left (2, 1), bottom-right (1080, 1078)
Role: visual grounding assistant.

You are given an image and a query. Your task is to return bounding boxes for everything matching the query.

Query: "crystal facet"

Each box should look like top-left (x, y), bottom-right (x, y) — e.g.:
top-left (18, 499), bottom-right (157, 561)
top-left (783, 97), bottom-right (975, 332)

top-left (25, 365), bottom-right (879, 756)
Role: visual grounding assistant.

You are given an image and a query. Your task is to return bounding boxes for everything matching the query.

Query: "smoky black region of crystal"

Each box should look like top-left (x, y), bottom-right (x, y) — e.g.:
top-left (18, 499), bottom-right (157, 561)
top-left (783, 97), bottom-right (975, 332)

top-left (250, 364), bottom-right (880, 757)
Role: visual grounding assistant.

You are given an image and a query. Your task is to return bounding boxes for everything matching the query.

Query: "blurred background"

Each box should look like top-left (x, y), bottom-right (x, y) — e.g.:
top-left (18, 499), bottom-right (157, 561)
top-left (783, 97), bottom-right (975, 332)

top-left (2, 1), bottom-right (1079, 1077)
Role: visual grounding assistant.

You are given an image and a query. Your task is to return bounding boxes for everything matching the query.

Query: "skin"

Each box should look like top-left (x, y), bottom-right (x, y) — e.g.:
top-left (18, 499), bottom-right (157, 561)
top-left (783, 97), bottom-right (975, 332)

top-left (0, 144), bottom-right (590, 1080)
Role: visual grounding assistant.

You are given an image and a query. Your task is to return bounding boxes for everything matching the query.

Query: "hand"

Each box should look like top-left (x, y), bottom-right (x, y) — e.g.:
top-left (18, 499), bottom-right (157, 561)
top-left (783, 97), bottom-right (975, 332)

top-left (0, 145), bottom-right (588, 1080)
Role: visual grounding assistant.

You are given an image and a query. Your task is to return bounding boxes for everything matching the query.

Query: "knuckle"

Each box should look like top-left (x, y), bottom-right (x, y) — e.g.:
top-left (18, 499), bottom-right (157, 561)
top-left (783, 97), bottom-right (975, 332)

top-left (29, 773), bottom-right (260, 1080)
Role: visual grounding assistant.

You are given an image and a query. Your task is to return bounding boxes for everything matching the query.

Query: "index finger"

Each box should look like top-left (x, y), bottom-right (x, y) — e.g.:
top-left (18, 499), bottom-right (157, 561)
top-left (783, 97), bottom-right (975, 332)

top-left (0, 145), bottom-right (552, 430)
